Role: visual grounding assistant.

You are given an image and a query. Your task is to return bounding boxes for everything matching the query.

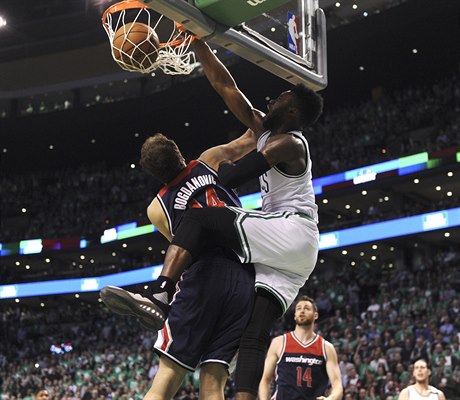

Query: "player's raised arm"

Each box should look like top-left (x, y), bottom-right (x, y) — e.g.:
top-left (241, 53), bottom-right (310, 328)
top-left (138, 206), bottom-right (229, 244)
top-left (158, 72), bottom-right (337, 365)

top-left (198, 129), bottom-right (256, 171)
top-left (193, 40), bottom-right (265, 136)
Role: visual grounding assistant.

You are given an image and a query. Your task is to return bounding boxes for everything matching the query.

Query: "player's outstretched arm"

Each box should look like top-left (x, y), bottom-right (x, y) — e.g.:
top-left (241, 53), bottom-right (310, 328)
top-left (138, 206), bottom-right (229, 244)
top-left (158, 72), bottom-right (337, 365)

top-left (317, 341), bottom-right (343, 400)
top-left (198, 129), bottom-right (256, 171)
top-left (192, 40), bottom-right (265, 136)
top-left (259, 336), bottom-right (283, 400)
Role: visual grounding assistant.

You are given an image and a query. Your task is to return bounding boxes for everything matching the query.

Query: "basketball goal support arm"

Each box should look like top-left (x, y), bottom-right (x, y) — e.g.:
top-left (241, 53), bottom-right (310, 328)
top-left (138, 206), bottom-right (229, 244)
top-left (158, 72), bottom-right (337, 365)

top-left (143, 0), bottom-right (327, 90)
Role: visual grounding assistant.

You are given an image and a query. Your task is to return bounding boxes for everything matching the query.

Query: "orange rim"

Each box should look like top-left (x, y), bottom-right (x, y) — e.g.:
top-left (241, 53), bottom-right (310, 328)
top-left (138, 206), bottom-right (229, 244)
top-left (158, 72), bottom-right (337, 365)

top-left (158, 22), bottom-right (198, 48)
top-left (102, 0), bottom-right (149, 24)
top-left (102, 1), bottom-right (199, 48)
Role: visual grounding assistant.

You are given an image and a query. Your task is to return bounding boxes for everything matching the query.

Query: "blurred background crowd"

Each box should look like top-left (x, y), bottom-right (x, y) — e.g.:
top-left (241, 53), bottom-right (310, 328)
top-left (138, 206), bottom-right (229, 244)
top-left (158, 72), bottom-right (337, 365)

top-left (1, 248), bottom-right (459, 399)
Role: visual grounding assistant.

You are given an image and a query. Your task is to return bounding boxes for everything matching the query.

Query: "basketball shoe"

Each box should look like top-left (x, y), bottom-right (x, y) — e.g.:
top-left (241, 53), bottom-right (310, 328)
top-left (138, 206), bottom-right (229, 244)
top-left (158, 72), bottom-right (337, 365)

top-left (100, 285), bottom-right (170, 331)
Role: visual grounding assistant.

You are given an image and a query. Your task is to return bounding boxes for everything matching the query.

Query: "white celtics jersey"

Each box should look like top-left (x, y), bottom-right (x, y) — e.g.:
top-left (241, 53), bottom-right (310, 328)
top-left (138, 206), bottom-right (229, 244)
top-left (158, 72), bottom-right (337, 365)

top-left (257, 130), bottom-right (318, 222)
top-left (407, 386), bottom-right (441, 399)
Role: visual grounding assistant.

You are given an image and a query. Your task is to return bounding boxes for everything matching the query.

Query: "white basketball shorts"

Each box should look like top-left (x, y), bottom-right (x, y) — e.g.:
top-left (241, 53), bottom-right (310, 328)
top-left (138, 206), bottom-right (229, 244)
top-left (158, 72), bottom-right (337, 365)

top-left (227, 207), bottom-right (319, 312)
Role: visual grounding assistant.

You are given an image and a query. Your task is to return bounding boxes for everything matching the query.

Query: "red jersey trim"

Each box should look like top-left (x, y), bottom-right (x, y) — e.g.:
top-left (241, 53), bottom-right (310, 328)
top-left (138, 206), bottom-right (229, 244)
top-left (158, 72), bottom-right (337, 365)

top-left (158, 160), bottom-right (199, 197)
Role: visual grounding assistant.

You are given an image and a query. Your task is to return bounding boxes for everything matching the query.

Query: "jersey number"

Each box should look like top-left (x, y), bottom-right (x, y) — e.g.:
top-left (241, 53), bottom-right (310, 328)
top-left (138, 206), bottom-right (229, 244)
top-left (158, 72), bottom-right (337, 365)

top-left (261, 172), bottom-right (269, 193)
top-left (189, 188), bottom-right (226, 208)
top-left (296, 367), bottom-right (312, 388)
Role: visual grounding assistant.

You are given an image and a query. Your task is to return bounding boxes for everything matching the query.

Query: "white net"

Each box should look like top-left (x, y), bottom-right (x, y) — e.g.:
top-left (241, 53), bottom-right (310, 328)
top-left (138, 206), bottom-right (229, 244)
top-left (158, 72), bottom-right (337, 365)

top-left (102, 1), bottom-right (197, 75)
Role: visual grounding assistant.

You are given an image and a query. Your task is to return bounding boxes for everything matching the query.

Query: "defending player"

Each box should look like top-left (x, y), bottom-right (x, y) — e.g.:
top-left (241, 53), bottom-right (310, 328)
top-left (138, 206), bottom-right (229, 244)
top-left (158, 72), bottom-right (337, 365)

top-left (398, 358), bottom-right (446, 400)
top-left (102, 132), bottom-right (256, 399)
top-left (102, 38), bottom-right (323, 399)
top-left (259, 296), bottom-right (342, 400)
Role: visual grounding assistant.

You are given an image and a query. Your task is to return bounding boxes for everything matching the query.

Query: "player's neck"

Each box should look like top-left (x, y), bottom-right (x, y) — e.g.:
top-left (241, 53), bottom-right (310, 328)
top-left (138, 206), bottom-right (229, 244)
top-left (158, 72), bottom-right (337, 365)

top-left (293, 325), bottom-right (315, 344)
top-left (269, 120), bottom-right (301, 136)
top-left (414, 381), bottom-right (430, 392)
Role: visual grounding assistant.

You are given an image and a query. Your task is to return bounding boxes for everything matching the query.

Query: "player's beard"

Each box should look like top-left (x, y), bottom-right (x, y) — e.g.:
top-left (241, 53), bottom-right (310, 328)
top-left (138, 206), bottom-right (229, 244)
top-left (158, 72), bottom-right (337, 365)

top-left (295, 315), bottom-right (314, 327)
top-left (263, 109), bottom-right (283, 130)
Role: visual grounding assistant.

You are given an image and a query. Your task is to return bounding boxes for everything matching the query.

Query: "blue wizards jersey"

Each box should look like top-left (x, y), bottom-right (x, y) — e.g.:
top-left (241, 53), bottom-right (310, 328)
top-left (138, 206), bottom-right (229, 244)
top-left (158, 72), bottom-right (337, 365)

top-left (273, 333), bottom-right (329, 400)
top-left (156, 160), bottom-right (241, 236)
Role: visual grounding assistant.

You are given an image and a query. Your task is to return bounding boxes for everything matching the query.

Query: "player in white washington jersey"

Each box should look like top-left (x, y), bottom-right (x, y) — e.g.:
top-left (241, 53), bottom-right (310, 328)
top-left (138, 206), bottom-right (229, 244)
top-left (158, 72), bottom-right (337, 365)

top-left (102, 39), bottom-right (323, 400)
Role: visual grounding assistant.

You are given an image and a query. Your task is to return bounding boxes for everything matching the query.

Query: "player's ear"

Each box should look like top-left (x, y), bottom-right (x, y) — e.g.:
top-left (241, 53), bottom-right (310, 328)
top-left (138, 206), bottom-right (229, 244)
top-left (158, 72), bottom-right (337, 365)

top-left (314, 311), bottom-right (319, 321)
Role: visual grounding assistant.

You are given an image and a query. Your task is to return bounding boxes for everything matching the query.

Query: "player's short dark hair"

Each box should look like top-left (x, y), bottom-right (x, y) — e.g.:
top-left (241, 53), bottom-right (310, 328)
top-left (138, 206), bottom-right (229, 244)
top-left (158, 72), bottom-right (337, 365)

top-left (413, 357), bottom-right (431, 370)
top-left (294, 295), bottom-right (318, 312)
top-left (140, 134), bottom-right (184, 183)
top-left (291, 83), bottom-right (323, 127)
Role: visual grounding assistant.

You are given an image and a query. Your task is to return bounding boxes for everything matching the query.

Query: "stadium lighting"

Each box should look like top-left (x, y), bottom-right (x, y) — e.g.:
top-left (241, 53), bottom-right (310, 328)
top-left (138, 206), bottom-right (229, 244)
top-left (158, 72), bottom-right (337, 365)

top-left (371, 255), bottom-right (377, 261)
top-left (335, 2), bottom-right (341, 7)
top-left (45, 258), bottom-right (50, 263)
top-left (345, 204), bottom-right (351, 209)
top-left (342, 250), bottom-right (348, 255)
top-left (322, 198), bottom-right (328, 204)
top-left (414, 178), bottom-right (420, 183)
top-left (363, 12), bottom-right (368, 17)
top-left (352, 4), bottom-right (358, 9)
top-left (444, 232), bottom-right (450, 237)
top-left (148, 246), bottom-right (153, 251)
top-left (25, 265), bottom-right (30, 270)
top-left (447, 171), bottom-right (453, 177)
top-left (15, 261), bottom-right (20, 266)
top-left (412, 48), bottom-right (418, 54)
top-left (447, 192), bottom-right (453, 197)
top-left (372, 244), bottom-right (378, 250)
top-left (351, 261), bottom-right (356, 266)
top-left (130, 163), bottom-right (135, 169)
top-left (436, 186), bottom-right (441, 191)
top-left (0, 17), bottom-right (6, 27)
top-left (361, 190), bottom-right (367, 195)
top-left (21, 208), bottom-right (27, 213)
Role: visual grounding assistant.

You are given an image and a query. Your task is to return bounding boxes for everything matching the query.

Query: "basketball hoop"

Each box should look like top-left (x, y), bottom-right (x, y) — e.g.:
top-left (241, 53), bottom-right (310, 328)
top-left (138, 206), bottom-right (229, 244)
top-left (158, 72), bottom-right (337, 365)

top-left (102, 0), bottom-right (198, 75)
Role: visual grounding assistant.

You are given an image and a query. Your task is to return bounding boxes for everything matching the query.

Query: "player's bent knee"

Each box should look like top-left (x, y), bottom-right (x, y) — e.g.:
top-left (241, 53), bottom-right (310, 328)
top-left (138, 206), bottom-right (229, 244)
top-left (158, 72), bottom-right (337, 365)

top-left (199, 363), bottom-right (228, 400)
top-left (144, 356), bottom-right (188, 400)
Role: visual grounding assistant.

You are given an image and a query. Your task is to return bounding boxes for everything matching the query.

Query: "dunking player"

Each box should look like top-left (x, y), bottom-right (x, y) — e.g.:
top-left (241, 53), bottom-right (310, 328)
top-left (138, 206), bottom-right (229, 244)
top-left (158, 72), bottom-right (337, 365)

top-left (398, 358), bottom-right (446, 400)
top-left (259, 296), bottom-right (342, 400)
top-left (102, 39), bottom-right (323, 399)
top-left (102, 132), bottom-right (256, 399)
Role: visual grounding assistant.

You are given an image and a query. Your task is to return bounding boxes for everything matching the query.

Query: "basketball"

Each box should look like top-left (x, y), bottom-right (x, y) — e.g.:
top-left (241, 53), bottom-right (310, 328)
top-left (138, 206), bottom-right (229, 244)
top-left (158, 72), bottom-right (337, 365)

top-left (112, 22), bottom-right (160, 68)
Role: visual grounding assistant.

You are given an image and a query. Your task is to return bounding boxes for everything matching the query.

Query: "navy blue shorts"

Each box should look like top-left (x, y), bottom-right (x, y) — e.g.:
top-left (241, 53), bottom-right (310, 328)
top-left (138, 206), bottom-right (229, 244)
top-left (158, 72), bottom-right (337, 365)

top-left (154, 249), bottom-right (255, 371)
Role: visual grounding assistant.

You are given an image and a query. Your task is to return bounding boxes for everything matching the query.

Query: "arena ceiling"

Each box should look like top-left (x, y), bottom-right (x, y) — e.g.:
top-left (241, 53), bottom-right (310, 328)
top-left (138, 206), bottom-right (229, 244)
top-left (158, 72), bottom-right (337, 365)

top-left (0, 0), bottom-right (458, 100)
